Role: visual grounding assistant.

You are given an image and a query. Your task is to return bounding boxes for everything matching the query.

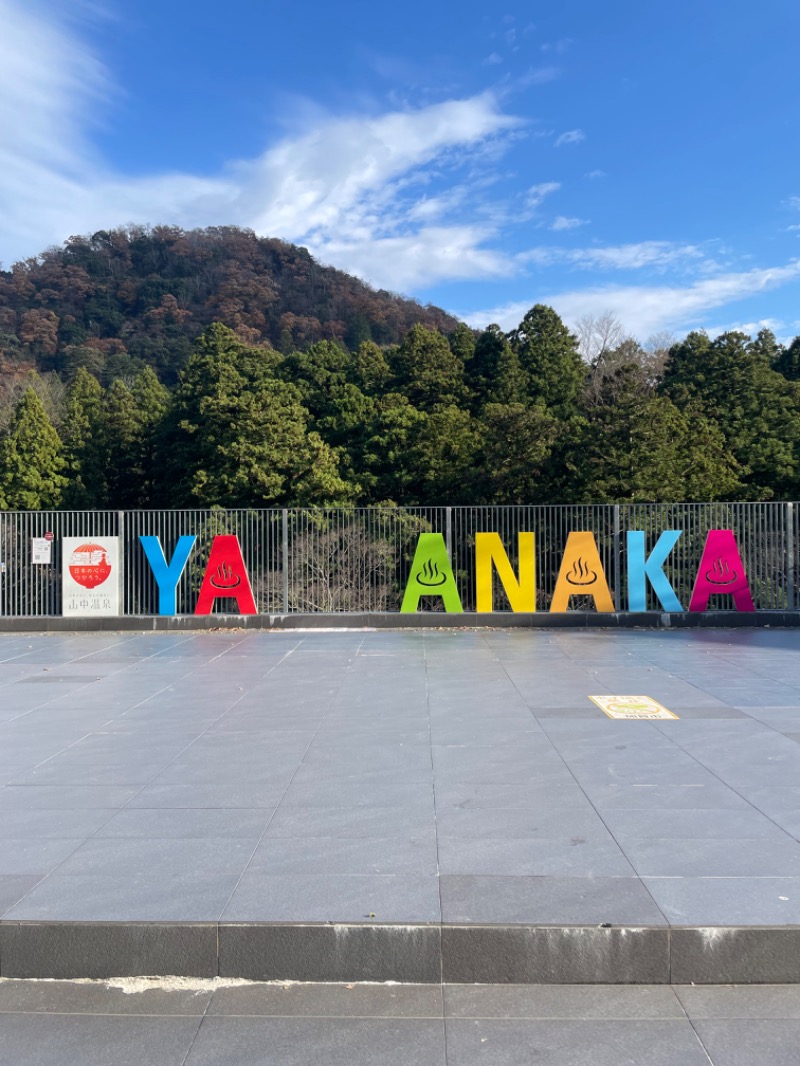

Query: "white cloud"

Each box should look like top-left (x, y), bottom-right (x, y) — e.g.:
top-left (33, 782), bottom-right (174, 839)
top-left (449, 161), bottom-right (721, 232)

top-left (526, 181), bottom-right (560, 208)
top-left (785, 196), bottom-right (800, 210)
top-left (518, 66), bottom-right (560, 86)
top-left (462, 260), bottom-right (800, 338)
top-left (550, 216), bottom-right (588, 231)
top-left (555, 129), bottom-right (585, 147)
top-left (0, 0), bottom-right (525, 289)
top-left (703, 317), bottom-right (784, 338)
top-left (520, 240), bottom-right (703, 270)
top-left (314, 226), bottom-right (515, 291)
top-left (587, 169), bottom-right (606, 179)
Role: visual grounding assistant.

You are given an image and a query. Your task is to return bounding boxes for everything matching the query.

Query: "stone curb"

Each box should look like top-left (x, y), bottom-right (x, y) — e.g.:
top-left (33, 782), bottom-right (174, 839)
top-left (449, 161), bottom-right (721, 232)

top-left (1, 611), bottom-right (799, 633)
top-left (2, 922), bottom-right (800, 984)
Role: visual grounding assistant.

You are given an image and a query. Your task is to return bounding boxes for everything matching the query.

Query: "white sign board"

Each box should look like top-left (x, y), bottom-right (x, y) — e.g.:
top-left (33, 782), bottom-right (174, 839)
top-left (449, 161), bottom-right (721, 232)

top-left (589, 695), bottom-right (679, 720)
top-left (31, 538), bottom-right (52, 565)
top-left (62, 537), bottom-right (120, 617)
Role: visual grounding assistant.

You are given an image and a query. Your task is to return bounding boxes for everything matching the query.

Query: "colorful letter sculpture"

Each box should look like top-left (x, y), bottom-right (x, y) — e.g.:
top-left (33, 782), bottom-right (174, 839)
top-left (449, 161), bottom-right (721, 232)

top-left (401, 533), bottom-right (463, 613)
top-left (140, 535), bottom-right (196, 615)
top-left (550, 531), bottom-right (614, 613)
top-left (140, 533), bottom-right (257, 615)
top-left (134, 526), bottom-right (763, 617)
top-left (689, 529), bottom-right (754, 612)
top-left (195, 535), bottom-right (258, 615)
top-left (475, 532), bottom-right (536, 612)
top-left (627, 530), bottom-right (683, 612)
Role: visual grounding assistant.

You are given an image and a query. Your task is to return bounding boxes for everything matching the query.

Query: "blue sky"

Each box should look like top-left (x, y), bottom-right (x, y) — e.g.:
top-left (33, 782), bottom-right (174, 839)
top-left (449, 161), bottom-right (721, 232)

top-left (1, 0), bottom-right (799, 342)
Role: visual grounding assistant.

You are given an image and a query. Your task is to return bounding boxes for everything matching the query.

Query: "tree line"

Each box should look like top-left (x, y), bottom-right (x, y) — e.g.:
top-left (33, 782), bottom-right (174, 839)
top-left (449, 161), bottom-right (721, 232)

top-left (2, 305), bottom-right (800, 511)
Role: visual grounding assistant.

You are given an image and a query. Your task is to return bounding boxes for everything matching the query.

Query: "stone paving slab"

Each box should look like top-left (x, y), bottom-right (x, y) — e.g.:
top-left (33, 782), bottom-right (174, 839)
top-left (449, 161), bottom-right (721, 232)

top-left (0, 629), bottom-right (800, 981)
top-left (1, 979), bottom-right (800, 1065)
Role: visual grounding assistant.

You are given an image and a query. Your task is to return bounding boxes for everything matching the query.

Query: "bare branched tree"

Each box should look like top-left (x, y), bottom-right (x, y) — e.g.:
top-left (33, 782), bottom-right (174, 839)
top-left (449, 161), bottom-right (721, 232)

top-left (0, 371), bottom-right (67, 433)
top-left (575, 312), bottom-right (627, 365)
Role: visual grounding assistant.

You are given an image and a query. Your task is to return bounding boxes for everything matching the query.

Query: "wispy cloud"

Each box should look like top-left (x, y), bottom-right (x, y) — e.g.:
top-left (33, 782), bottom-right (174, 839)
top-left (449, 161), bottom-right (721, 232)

top-left (463, 260), bottom-right (800, 338)
top-left (0, 0), bottom-right (525, 288)
top-left (550, 216), bottom-right (588, 231)
top-left (520, 241), bottom-right (704, 270)
top-left (518, 66), bottom-right (560, 86)
top-left (526, 181), bottom-right (560, 208)
top-left (784, 196), bottom-right (800, 210)
top-left (555, 129), bottom-right (585, 147)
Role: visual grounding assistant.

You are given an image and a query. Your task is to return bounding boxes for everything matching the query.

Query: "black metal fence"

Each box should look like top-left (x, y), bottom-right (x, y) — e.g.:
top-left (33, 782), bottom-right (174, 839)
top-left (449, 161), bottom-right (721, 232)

top-left (0, 504), bottom-right (797, 616)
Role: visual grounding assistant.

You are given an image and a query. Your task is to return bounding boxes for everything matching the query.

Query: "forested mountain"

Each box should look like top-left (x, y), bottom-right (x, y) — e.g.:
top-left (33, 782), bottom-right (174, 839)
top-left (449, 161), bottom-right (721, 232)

top-left (0, 226), bottom-right (459, 383)
top-left (1, 225), bottom-right (800, 510)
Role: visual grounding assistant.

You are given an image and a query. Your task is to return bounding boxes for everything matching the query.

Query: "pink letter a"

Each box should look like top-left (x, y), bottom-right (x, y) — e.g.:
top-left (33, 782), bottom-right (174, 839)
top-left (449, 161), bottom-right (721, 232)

top-left (689, 530), bottom-right (754, 612)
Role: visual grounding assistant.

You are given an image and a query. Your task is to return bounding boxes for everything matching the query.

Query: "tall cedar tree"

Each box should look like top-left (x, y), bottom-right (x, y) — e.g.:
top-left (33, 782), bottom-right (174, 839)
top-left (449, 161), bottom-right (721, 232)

top-left (570, 364), bottom-right (741, 502)
top-left (391, 324), bottom-right (465, 411)
top-left (507, 304), bottom-right (586, 413)
top-left (0, 388), bottom-right (67, 509)
top-left (661, 330), bottom-right (800, 499)
top-left (467, 325), bottom-right (528, 408)
top-left (167, 323), bottom-right (351, 507)
top-left (61, 368), bottom-right (106, 508)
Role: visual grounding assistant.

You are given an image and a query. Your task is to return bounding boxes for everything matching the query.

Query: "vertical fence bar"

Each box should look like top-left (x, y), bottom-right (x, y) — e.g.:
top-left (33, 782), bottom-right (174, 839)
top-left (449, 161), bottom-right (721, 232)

top-left (788, 502), bottom-right (796, 612)
top-left (281, 508), bottom-right (289, 614)
top-left (612, 504), bottom-right (621, 611)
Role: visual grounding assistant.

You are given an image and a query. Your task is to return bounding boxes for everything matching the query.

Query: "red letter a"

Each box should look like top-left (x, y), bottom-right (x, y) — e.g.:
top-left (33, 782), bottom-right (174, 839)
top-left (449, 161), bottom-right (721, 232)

top-left (195, 535), bottom-right (257, 616)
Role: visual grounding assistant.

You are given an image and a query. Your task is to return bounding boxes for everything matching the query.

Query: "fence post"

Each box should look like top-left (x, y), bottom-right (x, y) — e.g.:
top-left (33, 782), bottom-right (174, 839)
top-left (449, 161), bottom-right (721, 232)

top-left (788, 502), bottom-right (795, 612)
top-left (282, 509), bottom-right (289, 614)
top-left (445, 507), bottom-right (452, 558)
top-left (613, 505), bottom-right (621, 612)
top-left (118, 511), bottom-right (126, 616)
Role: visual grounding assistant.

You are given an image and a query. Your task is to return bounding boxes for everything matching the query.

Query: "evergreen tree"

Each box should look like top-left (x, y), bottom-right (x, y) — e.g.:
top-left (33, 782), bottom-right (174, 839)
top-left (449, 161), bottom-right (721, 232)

top-left (775, 336), bottom-right (800, 381)
top-left (571, 364), bottom-right (741, 502)
top-left (168, 323), bottom-right (353, 507)
top-left (350, 340), bottom-right (392, 395)
top-left (507, 304), bottom-right (586, 413)
top-left (131, 366), bottom-right (171, 505)
top-left (448, 323), bottom-right (476, 365)
top-left (472, 403), bottom-right (558, 503)
top-left (392, 324), bottom-right (465, 411)
top-left (61, 368), bottom-right (106, 509)
top-left (100, 380), bottom-right (142, 508)
top-left (0, 388), bottom-right (67, 509)
top-left (360, 393), bottom-right (426, 502)
top-left (467, 325), bottom-right (527, 408)
top-left (405, 405), bottom-right (480, 504)
top-left (661, 330), bottom-right (800, 499)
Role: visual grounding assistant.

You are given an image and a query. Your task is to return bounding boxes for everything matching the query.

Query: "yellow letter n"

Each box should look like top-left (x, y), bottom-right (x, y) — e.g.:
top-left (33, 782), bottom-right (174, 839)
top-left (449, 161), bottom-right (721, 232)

top-left (475, 532), bottom-right (536, 613)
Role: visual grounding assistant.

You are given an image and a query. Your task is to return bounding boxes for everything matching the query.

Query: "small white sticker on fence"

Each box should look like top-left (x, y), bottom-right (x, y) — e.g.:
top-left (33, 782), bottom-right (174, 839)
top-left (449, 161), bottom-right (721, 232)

top-left (31, 538), bottom-right (52, 565)
top-left (589, 695), bottom-right (679, 720)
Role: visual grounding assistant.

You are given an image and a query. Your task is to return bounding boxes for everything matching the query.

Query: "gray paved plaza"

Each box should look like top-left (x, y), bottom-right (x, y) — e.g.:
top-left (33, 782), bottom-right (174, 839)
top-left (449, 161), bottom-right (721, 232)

top-left (1, 627), bottom-right (800, 983)
top-left (0, 977), bottom-right (799, 1065)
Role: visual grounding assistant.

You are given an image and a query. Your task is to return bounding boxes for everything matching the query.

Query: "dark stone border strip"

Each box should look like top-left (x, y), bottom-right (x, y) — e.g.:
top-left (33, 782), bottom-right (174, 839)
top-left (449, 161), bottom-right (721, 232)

top-left (3, 922), bottom-right (800, 983)
top-left (1, 610), bottom-right (799, 633)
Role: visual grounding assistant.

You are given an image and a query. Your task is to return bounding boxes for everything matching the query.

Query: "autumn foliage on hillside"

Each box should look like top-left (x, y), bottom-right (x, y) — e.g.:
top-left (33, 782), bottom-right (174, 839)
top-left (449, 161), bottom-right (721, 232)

top-left (0, 225), bottom-right (460, 383)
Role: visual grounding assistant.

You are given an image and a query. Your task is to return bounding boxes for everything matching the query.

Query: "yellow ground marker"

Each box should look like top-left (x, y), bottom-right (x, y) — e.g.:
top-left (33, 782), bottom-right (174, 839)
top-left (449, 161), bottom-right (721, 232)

top-left (589, 695), bottom-right (679, 720)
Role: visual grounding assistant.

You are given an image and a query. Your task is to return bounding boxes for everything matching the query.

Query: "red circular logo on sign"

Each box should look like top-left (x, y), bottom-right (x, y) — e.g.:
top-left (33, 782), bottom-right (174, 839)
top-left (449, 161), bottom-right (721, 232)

top-left (68, 543), bottom-right (112, 590)
top-left (44, 531), bottom-right (54, 542)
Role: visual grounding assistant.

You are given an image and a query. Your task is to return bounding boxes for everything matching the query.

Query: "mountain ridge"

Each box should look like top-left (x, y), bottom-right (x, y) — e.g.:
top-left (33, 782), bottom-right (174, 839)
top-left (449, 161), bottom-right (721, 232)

top-left (0, 225), bottom-right (462, 384)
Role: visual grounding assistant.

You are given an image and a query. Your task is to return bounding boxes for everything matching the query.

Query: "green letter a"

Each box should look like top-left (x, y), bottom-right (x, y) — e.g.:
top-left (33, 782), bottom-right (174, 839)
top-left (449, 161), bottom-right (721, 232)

top-left (401, 533), bottom-right (463, 613)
